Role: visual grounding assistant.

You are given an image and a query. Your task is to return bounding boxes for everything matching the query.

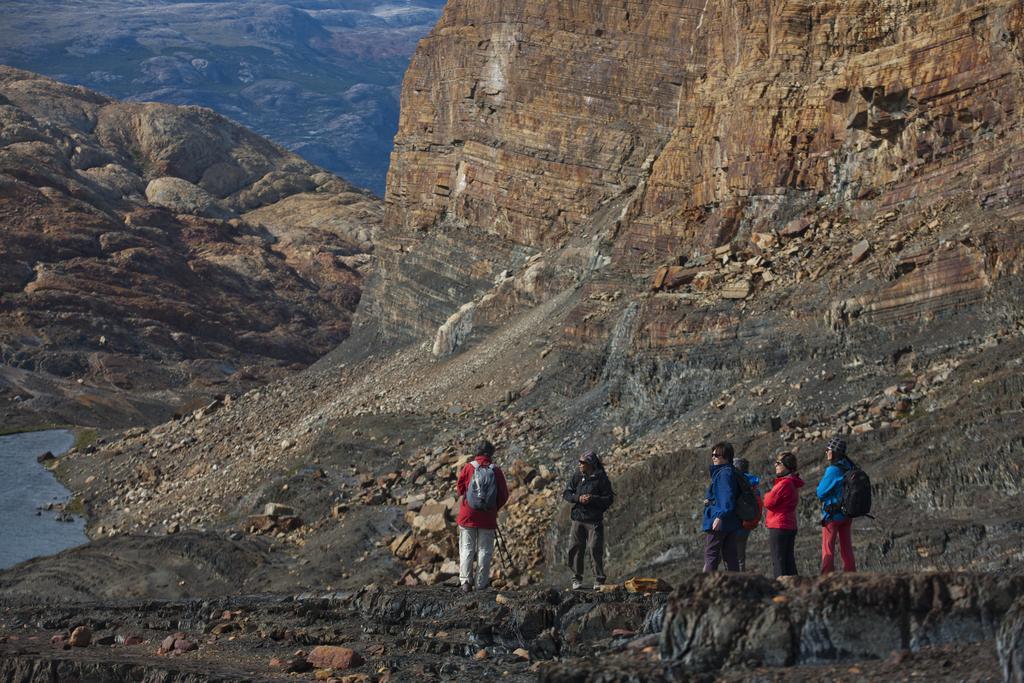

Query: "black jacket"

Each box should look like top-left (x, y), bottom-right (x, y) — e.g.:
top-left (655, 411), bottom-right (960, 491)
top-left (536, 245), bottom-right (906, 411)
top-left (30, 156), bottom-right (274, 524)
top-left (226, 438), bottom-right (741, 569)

top-left (562, 469), bottom-right (615, 524)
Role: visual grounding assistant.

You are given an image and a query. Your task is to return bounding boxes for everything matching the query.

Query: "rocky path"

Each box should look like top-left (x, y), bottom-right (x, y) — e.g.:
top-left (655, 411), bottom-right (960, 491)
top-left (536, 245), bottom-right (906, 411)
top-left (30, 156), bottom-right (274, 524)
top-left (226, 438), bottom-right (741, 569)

top-left (2, 573), bottom-right (1021, 682)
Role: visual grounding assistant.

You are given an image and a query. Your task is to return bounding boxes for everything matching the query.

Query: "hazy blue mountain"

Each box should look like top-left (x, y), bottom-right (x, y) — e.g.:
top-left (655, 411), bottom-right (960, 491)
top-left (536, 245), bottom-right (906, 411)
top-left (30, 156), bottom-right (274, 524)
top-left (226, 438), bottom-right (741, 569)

top-left (0, 1), bottom-right (446, 195)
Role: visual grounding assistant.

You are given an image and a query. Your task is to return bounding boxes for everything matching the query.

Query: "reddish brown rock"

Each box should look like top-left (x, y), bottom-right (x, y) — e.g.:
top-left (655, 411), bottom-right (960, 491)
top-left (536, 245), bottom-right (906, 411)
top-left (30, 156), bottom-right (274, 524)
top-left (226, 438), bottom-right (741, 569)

top-left (307, 646), bottom-right (365, 671)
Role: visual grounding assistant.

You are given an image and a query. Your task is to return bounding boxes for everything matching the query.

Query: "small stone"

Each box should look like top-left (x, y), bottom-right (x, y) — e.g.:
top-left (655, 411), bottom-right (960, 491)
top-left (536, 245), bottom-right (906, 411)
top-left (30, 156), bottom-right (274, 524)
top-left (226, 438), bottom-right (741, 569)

top-left (69, 626), bottom-right (92, 647)
top-left (721, 280), bottom-right (751, 300)
top-left (474, 648), bottom-right (489, 660)
top-left (624, 577), bottom-right (672, 593)
top-left (751, 232), bottom-right (777, 252)
top-left (780, 217), bottom-right (811, 237)
top-left (263, 502), bottom-right (295, 517)
top-left (512, 647), bottom-right (530, 660)
top-left (851, 421), bottom-right (875, 434)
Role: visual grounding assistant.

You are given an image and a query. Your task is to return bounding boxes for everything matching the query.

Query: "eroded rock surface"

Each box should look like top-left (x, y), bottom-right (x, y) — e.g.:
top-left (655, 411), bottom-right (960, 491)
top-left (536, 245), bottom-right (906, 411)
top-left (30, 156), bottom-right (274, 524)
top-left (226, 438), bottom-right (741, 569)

top-left (0, 66), bottom-right (381, 428)
top-left (0, 575), bottom-right (1016, 682)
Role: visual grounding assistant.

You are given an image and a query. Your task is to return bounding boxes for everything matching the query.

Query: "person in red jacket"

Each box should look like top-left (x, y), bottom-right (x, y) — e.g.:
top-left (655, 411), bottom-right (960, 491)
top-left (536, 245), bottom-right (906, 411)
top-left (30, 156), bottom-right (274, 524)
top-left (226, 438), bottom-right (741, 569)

top-left (455, 439), bottom-right (509, 592)
top-left (762, 451), bottom-right (804, 578)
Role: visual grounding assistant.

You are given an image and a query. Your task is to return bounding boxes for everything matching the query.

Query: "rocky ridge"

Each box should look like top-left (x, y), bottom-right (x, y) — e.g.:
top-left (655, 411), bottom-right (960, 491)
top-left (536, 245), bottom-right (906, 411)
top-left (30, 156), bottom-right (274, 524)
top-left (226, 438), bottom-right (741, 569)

top-left (0, 66), bottom-right (382, 428)
top-left (1, 574), bottom-right (1021, 682)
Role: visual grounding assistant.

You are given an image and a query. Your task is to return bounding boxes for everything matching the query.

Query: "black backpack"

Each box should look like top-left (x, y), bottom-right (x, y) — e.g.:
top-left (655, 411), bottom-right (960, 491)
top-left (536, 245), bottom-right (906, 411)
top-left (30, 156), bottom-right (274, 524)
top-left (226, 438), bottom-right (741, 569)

top-left (838, 459), bottom-right (873, 519)
top-left (732, 469), bottom-right (760, 522)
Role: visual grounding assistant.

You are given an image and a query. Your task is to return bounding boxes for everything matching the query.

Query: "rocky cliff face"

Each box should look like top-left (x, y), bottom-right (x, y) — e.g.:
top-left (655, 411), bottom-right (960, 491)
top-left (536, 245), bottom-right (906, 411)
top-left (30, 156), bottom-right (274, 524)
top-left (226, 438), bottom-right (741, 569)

top-left (40, 0), bottom-right (1024, 585)
top-left (343, 0), bottom-right (1024, 581)
top-left (0, 67), bottom-right (381, 427)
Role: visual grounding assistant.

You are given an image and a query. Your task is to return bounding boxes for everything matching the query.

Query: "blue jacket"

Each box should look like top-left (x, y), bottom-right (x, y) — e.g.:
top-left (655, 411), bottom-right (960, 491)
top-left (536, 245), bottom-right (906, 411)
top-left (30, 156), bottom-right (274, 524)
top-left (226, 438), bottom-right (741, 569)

top-left (703, 464), bottom-right (740, 534)
top-left (745, 472), bottom-right (761, 495)
top-left (816, 458), bottom-right (852, 522)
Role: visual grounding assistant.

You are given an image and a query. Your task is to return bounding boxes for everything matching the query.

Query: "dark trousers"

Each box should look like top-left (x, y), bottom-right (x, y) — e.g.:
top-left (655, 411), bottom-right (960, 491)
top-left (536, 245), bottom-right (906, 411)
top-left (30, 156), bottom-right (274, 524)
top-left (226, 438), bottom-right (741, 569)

top-left (734, 529), bottom-right (750, 571)
top-left (769, 528), bottom-right (798, 577)
top-left (568, 520), bottom-right (605, 582)
top-left (703, 530), bottom-right (739, 572)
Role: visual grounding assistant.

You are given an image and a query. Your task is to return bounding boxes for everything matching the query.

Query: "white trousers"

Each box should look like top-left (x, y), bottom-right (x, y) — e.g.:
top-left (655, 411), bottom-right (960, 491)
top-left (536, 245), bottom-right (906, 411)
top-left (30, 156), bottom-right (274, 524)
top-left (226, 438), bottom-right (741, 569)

top-left (458, 526), bottom-right (495, 588)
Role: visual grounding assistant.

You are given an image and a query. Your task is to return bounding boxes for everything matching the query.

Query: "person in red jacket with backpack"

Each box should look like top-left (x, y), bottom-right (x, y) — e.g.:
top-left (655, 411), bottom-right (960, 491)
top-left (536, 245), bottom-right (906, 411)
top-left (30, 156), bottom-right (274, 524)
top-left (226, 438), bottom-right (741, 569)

top-left (763, 451), bottom-right (804, 578)
top-left (455, 439), bottom-right (509, 592)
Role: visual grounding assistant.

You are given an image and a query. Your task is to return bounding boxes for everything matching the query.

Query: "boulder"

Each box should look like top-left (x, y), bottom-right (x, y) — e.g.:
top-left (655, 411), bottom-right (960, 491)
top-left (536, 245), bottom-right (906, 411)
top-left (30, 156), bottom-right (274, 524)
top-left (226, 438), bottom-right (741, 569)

top-left (68, 625), bottom-right (91, 647)
top-left (145, 176), bottom-right (233, 219)
top-left (308, 645), bottom-right (365, 670)
top-left (851, 239), bottom-right (871, 264)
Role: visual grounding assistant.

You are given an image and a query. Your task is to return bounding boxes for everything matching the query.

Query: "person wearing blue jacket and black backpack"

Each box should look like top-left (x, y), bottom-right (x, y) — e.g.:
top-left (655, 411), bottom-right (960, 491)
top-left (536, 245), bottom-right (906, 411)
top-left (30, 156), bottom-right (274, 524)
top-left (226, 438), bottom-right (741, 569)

top-left (816, 436), bottom-right (857, 574)
top-left (702, 442), bottom-right (741, 572)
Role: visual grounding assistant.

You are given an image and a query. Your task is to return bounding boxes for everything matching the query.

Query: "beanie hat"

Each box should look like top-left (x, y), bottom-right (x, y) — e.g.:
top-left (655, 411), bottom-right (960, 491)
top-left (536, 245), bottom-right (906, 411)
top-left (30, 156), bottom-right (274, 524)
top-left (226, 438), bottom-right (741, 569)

top-left (579, 450), bottom-right (598, 467)
top-left (826, 436), bottom-right (847, 457)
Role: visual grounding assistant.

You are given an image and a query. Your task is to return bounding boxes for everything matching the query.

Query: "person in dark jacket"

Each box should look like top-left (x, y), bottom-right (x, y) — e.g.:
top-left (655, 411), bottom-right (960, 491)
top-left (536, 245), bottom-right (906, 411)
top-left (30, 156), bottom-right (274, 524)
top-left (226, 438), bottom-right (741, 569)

top-left (816, 436), bottom-right (856, 574)
top-left (703, 442), bottom-right (741, 572)
top-left (732, 457), bottom-right (762, 571)
top-left (562, 450), bottom-right (614, 590)
top-left (455, 439), bottom-right (510, 592)
top-left (763, 451), bottom-right (803, 578)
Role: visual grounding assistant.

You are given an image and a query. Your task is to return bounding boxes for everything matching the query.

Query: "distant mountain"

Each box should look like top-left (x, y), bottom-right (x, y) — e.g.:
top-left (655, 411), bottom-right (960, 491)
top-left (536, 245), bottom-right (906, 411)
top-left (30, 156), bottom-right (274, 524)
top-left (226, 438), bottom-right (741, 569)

top-left (0, 0), bottom-right (446, 195)
top-left (0, 66), bottom-right (382, 428)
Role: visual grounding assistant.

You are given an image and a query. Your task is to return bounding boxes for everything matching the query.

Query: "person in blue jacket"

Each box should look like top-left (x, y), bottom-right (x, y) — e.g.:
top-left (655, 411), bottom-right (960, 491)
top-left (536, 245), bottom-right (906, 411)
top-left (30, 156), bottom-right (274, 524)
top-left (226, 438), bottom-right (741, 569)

top-left (816, 436), bottom-right (857, 573)
top-left (702, 442), bottom-right (741, 572)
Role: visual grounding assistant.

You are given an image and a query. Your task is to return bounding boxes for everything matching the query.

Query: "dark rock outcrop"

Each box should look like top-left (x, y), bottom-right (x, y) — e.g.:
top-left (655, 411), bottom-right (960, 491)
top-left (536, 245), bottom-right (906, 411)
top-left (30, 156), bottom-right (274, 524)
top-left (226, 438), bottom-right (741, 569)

top-left (661, 573), bottom-right (1024, 672)
top-left (999, 596), bottom-right (1024, 683)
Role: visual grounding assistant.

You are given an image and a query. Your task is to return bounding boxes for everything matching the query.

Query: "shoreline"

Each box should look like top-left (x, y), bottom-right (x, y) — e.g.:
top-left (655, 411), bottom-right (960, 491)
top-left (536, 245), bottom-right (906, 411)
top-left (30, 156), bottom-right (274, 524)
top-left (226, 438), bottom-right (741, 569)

top-left (0, 428), bottom-right (87, 569)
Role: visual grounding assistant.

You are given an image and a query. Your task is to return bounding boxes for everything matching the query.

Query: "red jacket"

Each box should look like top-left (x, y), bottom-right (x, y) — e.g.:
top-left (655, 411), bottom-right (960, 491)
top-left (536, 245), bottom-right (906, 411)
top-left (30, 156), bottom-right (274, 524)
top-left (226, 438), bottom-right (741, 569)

top-left (456, 456), bottom-right (509, 529)
top-left (763, 474), bottom-right (804, 530)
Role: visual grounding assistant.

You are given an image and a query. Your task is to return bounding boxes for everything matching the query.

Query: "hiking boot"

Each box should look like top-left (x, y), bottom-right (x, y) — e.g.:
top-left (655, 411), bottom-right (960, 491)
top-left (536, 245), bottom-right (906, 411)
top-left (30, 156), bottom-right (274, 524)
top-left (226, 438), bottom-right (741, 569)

top-left (571, 578), bottom-right (583, 590)
top-left (460, 582), bottom-right (472, 593)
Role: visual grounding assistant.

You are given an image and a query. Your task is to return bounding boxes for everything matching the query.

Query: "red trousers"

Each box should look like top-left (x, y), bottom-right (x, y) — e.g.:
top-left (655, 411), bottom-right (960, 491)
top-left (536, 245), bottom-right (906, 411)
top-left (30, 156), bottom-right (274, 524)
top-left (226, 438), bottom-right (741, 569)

top-left (821, 519), bottom-right (856, 574)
